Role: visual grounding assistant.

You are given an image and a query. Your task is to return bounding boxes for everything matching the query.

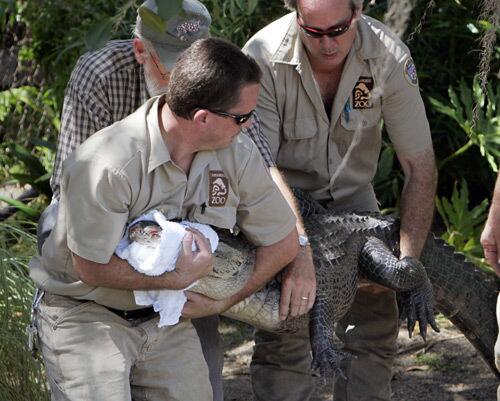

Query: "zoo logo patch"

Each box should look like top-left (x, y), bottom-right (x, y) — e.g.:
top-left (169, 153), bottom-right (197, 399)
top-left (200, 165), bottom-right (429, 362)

top-left (352, 76), bottom-right (374, 109)
top-left (209, 170), bottom-right (228, 207)
top-left (404, 58), bottom-right (418, 86)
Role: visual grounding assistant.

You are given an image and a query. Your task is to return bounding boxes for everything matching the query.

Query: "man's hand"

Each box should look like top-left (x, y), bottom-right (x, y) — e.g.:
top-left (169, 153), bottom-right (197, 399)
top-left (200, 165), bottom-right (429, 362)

top-left (480, 174), bottom-right (500, 276)
top-left (181, 291), bottom-right (231, 319)
top-left (279, 247), bottom-right (316, 320)
top-left (171, 228), bottom-right (214, 289)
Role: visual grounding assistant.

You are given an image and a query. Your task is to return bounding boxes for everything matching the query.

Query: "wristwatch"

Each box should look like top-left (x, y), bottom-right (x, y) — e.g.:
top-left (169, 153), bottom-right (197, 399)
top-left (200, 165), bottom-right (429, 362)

top-left (298, 234), bottom-right (310, 247)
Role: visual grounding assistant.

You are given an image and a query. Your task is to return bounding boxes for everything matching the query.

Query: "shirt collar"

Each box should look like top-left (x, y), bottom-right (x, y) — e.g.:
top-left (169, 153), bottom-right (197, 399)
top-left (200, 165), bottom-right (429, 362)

top-left (146, 95), bottom-right (172, 173)
top-left (146, 96), bottom-right (217, 174)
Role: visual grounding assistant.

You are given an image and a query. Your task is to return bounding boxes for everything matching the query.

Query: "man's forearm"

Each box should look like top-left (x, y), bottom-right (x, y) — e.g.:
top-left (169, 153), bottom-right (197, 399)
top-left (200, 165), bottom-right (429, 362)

top-left (224, 228), bottom-right (299, 309)
top-left (72, 253), bottom-right (191, 290)
top-left (398, 147), bottom-right (438, 258)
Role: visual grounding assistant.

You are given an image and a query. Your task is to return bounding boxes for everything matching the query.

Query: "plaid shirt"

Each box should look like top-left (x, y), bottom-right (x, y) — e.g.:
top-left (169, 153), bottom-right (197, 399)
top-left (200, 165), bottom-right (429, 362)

top-left (51, 40), bottom-right (275, 199)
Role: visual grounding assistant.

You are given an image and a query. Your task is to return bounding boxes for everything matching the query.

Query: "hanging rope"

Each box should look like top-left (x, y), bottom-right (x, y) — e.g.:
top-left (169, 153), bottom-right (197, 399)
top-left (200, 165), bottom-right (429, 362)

top-left (472, 0), bottom-right (500, 128)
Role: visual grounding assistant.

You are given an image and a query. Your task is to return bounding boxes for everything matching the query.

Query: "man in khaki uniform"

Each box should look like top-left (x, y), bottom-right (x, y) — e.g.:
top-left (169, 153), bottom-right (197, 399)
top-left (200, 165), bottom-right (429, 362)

top-left (30, 38), bottom-right (299, 401)
top-left (244, 0), bottom-right (437, 400)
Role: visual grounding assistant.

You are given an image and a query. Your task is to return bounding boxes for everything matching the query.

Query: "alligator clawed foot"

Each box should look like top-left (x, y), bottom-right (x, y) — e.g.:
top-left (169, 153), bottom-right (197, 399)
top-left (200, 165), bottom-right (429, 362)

top-left (312, 347), bottom-right (350, 379)
top-left (398, 278), bottom-right (440, 340)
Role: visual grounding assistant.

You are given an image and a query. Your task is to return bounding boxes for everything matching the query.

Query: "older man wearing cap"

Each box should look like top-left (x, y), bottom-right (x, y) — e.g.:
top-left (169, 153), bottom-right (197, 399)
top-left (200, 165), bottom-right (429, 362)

top-left (31, 37), bottom-right (299, 401)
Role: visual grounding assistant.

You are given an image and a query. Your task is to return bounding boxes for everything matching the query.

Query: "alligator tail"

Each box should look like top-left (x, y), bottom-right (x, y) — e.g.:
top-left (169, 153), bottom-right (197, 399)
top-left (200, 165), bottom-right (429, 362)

top-left (420, 234), bottom-right (499, 378)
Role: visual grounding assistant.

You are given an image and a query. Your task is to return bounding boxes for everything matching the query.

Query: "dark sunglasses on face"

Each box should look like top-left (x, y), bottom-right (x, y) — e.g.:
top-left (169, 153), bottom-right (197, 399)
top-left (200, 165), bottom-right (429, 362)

top-left (207, 109), bottom-right (255, 125)
top-left (297, 9), bottom-right (355, 39)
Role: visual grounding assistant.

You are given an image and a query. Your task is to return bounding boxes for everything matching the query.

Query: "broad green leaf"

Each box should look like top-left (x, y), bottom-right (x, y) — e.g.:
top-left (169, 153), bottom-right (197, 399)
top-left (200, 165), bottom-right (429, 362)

top-left (85, 19), bottom-right (113, 52)
top-left (155, 0), bottom-right (182, 22)
top-left (247, 0), bottom-right (259, 14)
top-left (11, 143), bottom-right (47, 177)
top-left (376, 147), bottom-right (394, 181)
top-left (0, 196), bottom-right (38, 217)
top-left (139, 5), bottom-right (166, 33)
top-left (428, 97), bottom-right (457, 120)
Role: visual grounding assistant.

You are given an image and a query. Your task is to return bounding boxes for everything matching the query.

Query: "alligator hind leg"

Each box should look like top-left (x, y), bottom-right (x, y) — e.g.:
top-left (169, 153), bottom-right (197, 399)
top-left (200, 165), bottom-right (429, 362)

top-left (360, 236), bottom-right (440, 339)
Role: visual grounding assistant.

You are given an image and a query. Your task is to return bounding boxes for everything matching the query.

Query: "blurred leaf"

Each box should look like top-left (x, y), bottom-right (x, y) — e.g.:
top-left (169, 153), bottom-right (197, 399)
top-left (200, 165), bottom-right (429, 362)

top-left (0, 195), bottom-right (38, 217)
top-left (84, 19), bottom-right (113, 52)
top-left (10, 143), bottom-right (46, 177)
top-left (155, 0), bottom-right (182, 22)
top-left (138, 4), bottom-right (166, 33)
top-left (435, 179), bottom-right (489, 267)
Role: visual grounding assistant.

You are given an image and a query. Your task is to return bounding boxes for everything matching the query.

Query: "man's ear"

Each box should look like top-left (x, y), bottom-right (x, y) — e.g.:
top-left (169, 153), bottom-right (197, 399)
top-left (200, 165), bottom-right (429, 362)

top-left (192, 109), bottom-right (209, 125)
top-left (133, 38), bottom-right (148, 64)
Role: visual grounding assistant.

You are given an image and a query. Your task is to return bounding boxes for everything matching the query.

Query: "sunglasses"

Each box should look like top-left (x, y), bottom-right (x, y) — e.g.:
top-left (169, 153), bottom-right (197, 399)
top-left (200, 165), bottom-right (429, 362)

top-left (207, 109), bottom-right (255, 125)
top-left (297, 9), bottom-right (355, 39)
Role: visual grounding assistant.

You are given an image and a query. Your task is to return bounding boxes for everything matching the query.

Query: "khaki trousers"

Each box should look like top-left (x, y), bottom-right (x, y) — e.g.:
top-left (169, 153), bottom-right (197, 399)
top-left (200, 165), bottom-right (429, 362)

top-left (36, 293), bottom-right (212, 401)
top-left (251, 287), bottom-right (398, 401)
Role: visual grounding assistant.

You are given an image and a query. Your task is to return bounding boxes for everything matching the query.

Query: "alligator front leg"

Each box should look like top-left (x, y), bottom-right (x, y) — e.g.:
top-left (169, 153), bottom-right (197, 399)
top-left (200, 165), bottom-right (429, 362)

top-left (359, 236), bottom-right (440, 339)
top-left (309, 299), bottom-right (349, 378)
top-left (308, 234), bottom-right (361, 377)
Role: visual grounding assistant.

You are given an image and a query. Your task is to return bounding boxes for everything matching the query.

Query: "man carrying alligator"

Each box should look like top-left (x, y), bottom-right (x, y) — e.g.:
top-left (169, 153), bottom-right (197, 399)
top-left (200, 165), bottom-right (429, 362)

top-left (29, 37), bottom-right (299, 400)
top-left (244, 0), bottom-right (437, 399)
top-left (37, 1), bottom-right (316, 400)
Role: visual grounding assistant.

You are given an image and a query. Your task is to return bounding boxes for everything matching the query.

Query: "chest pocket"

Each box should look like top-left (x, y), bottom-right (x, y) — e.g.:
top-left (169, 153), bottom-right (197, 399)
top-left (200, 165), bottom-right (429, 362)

top-left (282, 117), bottom-right (318, 140)
top-left (340, 101), bottom-right (382, 132)
top-left (192, 205), bottom-right (237, 231)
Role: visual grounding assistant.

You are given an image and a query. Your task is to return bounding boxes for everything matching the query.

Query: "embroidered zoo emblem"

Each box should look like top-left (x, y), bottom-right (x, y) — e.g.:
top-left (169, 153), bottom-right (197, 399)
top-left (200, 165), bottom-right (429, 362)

top-left (208, 170), bottom-right (228, 207)
top-left (404, 58), bottom-right (418, 86)
top-left (352, 76), bottom-right (374, 109)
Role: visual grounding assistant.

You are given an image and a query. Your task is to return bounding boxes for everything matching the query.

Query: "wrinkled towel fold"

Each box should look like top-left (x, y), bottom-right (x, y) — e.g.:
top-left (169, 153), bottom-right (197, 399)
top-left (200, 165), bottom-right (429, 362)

top-left (115, 210), bottom-right (218, 327)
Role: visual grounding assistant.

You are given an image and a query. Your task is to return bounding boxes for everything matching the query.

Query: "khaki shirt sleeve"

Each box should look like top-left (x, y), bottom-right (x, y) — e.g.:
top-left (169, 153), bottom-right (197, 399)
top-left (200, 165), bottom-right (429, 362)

top-left (236, 143), bottom-right (296, 246)
top-left (382, 56), bottom-right (432, 155)
top-left (63, 157), bottom-right (131, 264)
top-left (243, 43), bottom-right (281, 161)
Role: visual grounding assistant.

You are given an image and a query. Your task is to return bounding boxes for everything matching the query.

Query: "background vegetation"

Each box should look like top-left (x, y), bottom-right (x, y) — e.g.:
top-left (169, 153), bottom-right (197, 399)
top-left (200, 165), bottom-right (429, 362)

top-left (0, 0), bottom-right (498, 399)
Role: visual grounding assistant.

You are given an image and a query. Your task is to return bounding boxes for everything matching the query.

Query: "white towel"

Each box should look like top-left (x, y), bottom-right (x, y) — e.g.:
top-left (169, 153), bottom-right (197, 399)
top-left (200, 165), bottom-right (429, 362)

top-left (115, 210), bottom-right (218, 327)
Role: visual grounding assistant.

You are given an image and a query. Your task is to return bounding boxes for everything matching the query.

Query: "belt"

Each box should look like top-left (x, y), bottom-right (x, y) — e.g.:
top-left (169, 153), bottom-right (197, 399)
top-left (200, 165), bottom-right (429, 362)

top-left (106, 306), bottom-right (157, 321)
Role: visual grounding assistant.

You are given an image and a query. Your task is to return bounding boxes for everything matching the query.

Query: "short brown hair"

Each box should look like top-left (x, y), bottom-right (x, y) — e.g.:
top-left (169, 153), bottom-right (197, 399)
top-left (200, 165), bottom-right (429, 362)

top-left (166, 38), bottom-right (262, 118)
top-left (284, 0), bottom-right (363, 11)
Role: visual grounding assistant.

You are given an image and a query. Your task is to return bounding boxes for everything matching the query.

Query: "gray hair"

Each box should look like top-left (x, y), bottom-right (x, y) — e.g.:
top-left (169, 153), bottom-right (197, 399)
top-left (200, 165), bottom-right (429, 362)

top-left (132, 26), bottom-right (155, 52)
top-left (284, 0), bottom-right (364, 11)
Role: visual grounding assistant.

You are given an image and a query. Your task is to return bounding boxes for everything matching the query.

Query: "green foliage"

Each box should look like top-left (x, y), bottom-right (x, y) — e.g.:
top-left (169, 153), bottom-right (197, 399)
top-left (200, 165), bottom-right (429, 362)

top-left (0, 86), bottom-right (57, 200)
top-left (0, 221), bottom-right (49, 400)
top-left (0, 86), bottom-right (60, 145)
top-left (205, 0), bottom-right (285, 47)
top-left (414, 352), bottom-right (451, 371)
top-left (430, 78), bottom-right (500, 172)
top-left (14, 0), bottom-right (137, 97)
top-left (373, 142), bottom-right (403, 212)
top-left (435, 179), bottom-right (491, 272)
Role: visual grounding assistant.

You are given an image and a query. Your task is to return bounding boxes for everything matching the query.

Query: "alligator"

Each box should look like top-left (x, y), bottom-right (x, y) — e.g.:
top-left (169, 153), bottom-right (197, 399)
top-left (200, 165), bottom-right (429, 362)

top-left (128, 202), bottom-right (499, 379)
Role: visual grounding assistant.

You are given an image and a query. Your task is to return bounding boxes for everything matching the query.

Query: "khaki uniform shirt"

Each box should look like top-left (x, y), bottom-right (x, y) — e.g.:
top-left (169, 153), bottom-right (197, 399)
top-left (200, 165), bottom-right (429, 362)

top-left (30, 96), bottom-right (296, 310)
top-left (244, 13), bottom-right (432, 212)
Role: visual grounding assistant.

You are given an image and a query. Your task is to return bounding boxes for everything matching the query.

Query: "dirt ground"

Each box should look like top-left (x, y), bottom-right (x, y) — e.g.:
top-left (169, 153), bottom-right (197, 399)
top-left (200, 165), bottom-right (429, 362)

top-left (220, 315), bottom-right (498, 401)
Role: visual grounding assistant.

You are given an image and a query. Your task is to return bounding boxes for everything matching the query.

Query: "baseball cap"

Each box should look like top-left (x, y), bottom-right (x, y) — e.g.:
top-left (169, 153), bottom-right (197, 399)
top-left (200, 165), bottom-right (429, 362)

top-left (136, 0), bottom-right (211, 70)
